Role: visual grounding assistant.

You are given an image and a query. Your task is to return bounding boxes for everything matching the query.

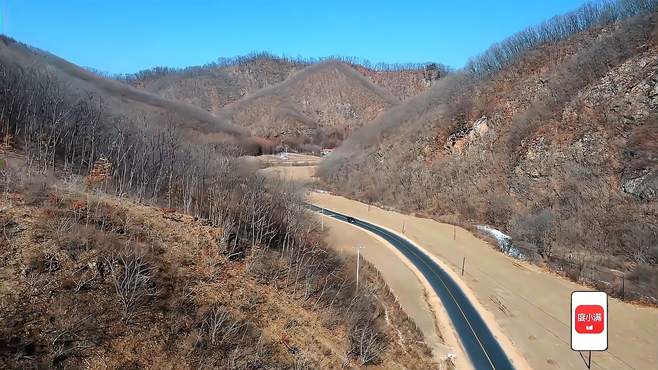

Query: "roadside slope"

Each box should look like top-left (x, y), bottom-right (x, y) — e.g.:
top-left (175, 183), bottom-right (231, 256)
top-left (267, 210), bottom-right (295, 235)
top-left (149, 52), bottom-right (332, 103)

top-left (0, 167), bottom-right (437, 369)
top-left (309, 192), bottom-right (658, 370)
top-left (319, 6), bottom-right (658, 299)
top-left (319, 215), bottom-right (453, 366)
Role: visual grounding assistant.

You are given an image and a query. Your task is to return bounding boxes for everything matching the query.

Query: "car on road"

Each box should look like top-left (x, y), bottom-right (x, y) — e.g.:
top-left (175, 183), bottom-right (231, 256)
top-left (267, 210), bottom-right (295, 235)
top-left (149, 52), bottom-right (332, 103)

top-left (346, 216), bottom-right (357, 224)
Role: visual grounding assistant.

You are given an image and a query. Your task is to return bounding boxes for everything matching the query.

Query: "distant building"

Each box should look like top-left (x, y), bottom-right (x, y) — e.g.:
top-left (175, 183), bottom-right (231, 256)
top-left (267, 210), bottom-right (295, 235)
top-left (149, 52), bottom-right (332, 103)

top-left (321, 148), bottom-right (333, 157)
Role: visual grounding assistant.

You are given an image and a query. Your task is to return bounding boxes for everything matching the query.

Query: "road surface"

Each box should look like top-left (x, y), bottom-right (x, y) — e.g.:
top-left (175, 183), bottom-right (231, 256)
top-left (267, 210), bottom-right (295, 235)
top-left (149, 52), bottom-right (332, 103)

top-left (310, 204), bottom-right (515, 370)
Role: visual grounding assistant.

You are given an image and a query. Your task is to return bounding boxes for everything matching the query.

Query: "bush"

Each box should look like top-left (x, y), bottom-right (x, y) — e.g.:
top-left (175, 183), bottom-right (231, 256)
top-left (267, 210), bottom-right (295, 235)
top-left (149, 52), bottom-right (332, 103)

top-left (349, 323), bottom-right (387, 365)
top-left (107, 253), bottom-right (156, 321)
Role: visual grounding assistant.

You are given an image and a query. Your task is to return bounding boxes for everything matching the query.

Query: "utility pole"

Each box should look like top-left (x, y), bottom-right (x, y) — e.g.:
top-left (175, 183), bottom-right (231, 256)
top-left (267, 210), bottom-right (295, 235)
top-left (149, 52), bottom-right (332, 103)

top-left (402, 219), bottom-right (406, 234)
top-left (453, 224), bottom-right (456, 241)
top-left (356, 246), bottom-right (365, 291)
top-left (461, 256), bottom-right (466, 276)
top-left (321, 208), bottom-right (324, 232)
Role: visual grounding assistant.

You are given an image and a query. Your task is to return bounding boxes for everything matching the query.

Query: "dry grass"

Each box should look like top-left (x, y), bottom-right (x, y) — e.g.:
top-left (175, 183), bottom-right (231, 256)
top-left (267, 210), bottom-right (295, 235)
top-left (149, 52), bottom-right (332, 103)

top-left (0, 176), bottom-right (436, 369)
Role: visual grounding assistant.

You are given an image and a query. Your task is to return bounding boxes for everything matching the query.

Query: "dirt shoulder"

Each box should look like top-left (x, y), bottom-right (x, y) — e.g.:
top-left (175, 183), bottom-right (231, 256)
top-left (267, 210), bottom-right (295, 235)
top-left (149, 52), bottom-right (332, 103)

top-left (310, 192), bottom-right (658, 370)
top-left (320, 215), bottom-right (464, 368)
top-left (254, 154), bottom-right (322, 167)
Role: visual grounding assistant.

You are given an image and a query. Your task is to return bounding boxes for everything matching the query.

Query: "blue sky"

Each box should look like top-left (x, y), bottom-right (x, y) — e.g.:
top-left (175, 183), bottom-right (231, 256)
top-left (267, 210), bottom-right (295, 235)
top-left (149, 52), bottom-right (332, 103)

top-left (2, 0), bottom-right (588, 74)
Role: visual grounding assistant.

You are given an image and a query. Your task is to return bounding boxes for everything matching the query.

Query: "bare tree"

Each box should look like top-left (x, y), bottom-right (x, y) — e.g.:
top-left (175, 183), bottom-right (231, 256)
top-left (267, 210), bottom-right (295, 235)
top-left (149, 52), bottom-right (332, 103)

top-left (350, 323), bottom-right (386, 365)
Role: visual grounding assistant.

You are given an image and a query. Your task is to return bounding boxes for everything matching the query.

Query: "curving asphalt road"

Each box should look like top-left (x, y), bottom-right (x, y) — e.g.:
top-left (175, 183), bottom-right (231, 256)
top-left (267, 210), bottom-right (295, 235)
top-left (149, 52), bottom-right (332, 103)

top-left (310, 204), bottom-right (515, 370)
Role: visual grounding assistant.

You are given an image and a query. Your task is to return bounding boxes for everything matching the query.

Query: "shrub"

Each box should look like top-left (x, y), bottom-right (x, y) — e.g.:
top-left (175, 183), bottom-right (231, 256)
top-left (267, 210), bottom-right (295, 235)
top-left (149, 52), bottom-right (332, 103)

top-left (349, 322), bottom-right (387, 365)
top-left (107, 253), bottom-right (156, 321)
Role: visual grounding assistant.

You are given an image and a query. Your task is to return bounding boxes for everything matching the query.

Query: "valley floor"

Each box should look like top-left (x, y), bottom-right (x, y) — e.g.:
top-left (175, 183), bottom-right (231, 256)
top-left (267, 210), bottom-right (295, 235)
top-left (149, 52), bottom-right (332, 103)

top-left (309, 191), bottom-right (658, 370)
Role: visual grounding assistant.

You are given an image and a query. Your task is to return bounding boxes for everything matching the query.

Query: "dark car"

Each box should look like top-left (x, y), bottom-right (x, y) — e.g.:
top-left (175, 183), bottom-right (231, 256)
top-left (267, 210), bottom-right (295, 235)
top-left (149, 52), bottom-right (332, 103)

top-left (346, 216), bottom-right (357, 224)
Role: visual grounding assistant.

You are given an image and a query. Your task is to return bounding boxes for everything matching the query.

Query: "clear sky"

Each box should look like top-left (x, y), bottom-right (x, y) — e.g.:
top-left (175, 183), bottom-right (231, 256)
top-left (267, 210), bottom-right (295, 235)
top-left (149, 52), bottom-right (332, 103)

top-left (2, 0), bottom-right (588, 74)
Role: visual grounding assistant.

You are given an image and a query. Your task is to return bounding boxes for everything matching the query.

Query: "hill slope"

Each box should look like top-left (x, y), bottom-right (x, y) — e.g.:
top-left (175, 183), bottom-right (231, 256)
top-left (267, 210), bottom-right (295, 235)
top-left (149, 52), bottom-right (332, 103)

top-left (0, 33), bottom-right (438, 368)
top-left (215, 61), bottom-right (406, 150)
top-left (320, 8), bottom-right (658, 300)
top-left (350, 63), bottom-right (445, 101)
top-left (0, 36), bottom-right (247, 144)
top-left (123, 55), bottom-right (309, 114)
top-left (126, 58), bottom-right (446, 150)
top-left (125, 57), bottom-right (445, 114)
top-left (0, 172), bottom-right (435, 368)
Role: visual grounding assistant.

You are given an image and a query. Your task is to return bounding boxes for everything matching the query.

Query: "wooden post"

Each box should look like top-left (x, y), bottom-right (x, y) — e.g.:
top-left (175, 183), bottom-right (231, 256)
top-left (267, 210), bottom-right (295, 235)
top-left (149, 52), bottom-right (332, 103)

top-left (356, 247), bottom-right (360, 290)
top-left (621, 275), bottom-right (625, 301)
top-left (356, 246), bottom-right (364, 292)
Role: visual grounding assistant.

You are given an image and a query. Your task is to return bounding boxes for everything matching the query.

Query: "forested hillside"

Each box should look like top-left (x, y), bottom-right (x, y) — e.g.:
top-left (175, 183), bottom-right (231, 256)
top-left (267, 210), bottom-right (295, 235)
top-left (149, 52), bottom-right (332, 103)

top-left (320, 0), bottom-right (658, 302)
top-left (215, 61), bottom-right (401, 151)
top-left (0, 41), bottom-right (436, 368)
top-left (0, 36), bottom-right (249, 146)
top-left (124, 56), bottom-right (447, 150)
top-left (121, 53), bottom-right (309, 114)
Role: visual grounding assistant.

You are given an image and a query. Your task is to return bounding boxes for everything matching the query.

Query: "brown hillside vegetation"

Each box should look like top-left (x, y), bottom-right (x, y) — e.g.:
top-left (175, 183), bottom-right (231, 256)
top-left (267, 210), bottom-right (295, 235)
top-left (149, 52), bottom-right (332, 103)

top-left (124, 56), bottom-right (447, 115)
top-left (0, 176), bottom-right (434, 368)
top-left (122, 54), bottom-right (308, 114)
top-left (215, 62), bottom-right (404, 151)
top-left (0, 36), bottom-right (247, 144)
top-left (0, 41), bottom-right (437, 367)
top-left (320, 2), bottom-right (658, 302)
top-left (350, 63), bottom-right (445, 101)
top-left (126, 57), bottom-right (448, 151)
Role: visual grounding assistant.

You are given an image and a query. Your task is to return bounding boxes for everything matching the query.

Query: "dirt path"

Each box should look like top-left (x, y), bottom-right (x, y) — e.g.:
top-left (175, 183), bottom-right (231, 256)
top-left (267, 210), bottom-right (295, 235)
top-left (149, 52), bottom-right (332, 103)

top-left (253, 153), bottom-right (322, 167)
top-left (310, 192), bottom-right (658, 370)
top-left (257, 165), bottom-right (317, 183)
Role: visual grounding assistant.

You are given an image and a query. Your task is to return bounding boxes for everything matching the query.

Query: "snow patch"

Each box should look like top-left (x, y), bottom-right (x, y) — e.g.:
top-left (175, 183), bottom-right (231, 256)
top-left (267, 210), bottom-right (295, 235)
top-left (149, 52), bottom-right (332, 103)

top-left (476, 225), bottom-right (525, 260)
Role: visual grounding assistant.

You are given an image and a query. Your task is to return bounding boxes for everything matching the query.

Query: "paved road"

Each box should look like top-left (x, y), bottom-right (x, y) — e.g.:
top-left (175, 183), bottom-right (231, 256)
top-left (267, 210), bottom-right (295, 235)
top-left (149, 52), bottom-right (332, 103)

top-left (311, 204), bottom-right (515, 370)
